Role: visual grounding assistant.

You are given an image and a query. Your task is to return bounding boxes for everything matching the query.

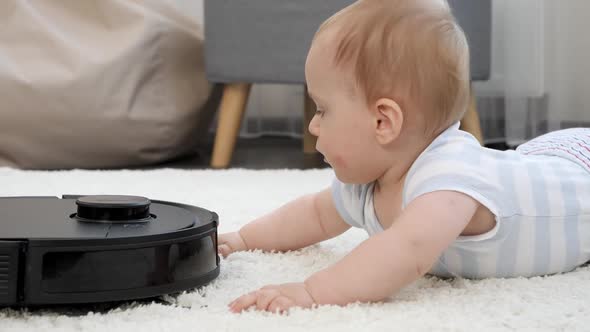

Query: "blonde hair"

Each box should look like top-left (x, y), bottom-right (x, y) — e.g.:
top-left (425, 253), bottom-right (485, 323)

top-left (314, 0), bottom-right (470, 136)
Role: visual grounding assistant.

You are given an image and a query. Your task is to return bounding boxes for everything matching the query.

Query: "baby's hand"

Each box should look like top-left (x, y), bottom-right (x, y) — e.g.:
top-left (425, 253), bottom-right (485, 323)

top-left (229, 282), bottom-right (316, 313)
top-left (218, 231), bottom-right (248, 257)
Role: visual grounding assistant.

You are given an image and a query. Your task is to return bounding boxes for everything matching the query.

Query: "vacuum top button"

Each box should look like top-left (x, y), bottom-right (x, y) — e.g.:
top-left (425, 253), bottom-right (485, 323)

top-left (75, 195), bottom-right (151, 222)
top-left (76, 195), bottom-right (150, 208)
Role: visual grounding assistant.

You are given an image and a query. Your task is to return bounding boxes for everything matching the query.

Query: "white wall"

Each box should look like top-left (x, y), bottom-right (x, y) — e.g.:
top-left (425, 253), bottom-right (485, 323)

top-left (544, 1), bottom-right (590, 123)
top-left (474, 0), bottom-right (545, 98)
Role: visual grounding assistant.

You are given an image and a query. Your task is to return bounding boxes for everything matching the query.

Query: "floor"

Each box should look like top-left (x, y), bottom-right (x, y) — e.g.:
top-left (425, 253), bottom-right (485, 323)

top-left (153, 136), bottom-right (328, 170)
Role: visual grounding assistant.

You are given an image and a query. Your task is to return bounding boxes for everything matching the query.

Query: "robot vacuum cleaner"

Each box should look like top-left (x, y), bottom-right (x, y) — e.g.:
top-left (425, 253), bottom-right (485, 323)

top-left (0, 195), bottom-right (219, 307)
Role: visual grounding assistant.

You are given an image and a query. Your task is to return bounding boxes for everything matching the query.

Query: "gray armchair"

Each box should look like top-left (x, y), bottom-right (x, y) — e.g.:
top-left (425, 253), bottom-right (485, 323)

top-left (204, 0), bottom-right (491, 168)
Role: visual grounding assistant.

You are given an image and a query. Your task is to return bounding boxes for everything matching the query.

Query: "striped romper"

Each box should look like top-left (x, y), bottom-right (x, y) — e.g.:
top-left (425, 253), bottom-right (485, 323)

top-left (332, 122), bottom-right (590, 278)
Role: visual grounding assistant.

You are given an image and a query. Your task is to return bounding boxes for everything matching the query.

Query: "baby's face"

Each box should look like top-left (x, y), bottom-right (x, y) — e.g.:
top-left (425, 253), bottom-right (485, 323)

top-left (305, 37), bottom-right (388, 184)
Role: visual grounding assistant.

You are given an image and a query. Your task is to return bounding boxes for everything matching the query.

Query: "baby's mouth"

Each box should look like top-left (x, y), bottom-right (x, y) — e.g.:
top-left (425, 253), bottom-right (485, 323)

top-left (316, 149), bottom-right (330, 165)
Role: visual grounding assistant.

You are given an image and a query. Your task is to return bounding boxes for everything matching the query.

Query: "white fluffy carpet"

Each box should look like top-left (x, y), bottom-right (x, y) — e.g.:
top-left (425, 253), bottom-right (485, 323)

top-left (1, 167), bottom-right (589, 332)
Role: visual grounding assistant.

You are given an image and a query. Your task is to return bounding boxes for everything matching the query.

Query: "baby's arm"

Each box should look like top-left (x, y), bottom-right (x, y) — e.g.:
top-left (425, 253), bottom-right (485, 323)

top-left (304, 190), bottom-right (479, 305)
top-left (229, 190), bottom-right (480, 313)
top-left (218, 188), bottom-right (351, 256)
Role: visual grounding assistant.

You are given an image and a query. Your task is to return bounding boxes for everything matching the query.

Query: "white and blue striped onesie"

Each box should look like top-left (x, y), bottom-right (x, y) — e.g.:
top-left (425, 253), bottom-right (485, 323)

top-left (332, 122), bottom-right (590, 279)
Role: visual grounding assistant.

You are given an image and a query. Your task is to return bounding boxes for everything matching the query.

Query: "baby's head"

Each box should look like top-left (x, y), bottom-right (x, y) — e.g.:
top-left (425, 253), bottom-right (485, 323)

top-left (305, 0), bottom-right (470, 183)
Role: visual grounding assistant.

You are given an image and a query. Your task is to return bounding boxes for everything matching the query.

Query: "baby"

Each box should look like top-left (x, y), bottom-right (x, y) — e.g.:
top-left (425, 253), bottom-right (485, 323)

top-left (219, 0), bottom-right (590, 313)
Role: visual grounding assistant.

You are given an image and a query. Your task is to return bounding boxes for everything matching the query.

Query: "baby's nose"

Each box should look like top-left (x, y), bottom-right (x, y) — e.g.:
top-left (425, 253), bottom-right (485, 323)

top-left (308, 114), bottom-right (320, 137)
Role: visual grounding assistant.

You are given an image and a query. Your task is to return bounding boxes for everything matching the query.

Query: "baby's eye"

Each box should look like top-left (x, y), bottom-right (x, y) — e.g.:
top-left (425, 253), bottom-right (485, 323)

top-left (315, 109), bottom-right (325, 117)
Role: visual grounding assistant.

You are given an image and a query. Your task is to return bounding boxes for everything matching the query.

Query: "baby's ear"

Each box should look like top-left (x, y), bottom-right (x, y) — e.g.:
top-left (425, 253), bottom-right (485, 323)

top-left (374, 98), bottom-right (403, 145)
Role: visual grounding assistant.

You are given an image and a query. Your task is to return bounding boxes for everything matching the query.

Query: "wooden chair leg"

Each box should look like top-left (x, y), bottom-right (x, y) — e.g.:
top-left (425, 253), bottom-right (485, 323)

top-left (460, 93), bottom-right (484, 145)
top-left (210, 83), bottom-right (252, 168)
top-left (303, 86), bottom-right (318, 154)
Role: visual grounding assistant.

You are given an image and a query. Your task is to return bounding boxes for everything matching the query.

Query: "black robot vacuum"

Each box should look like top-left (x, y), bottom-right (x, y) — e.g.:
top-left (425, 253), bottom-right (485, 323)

top-left (0, 195), bottom-right (219, 307)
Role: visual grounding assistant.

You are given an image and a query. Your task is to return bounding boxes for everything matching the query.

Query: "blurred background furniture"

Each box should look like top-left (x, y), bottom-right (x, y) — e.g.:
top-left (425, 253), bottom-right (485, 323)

top-left (204, 0), bottom-right (491, 168)
top-left (0, 0), bottom-right (219, 169)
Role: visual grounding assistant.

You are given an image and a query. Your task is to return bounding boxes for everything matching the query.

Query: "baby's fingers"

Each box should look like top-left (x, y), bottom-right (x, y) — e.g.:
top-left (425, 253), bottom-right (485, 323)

top-left (218, 244), bottom-right (233, 257)
top-left (229, 292), bottom-right (258, 313)
top-left (268, 296), bottom-right (294, 314)
top-left (256, 289), bottom-right (280, 311)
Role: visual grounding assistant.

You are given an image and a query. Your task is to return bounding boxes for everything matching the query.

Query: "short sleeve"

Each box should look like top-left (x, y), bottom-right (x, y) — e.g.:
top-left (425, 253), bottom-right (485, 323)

top-left (331, 177), bottom-right (372, 229)
top-left (402, 149), bottom-right (502, 217)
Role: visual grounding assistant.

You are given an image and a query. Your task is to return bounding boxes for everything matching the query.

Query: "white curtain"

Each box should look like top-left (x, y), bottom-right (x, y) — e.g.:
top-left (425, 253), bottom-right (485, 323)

top-left (475, 0), bottom-right (590, 146)
top-left (542, 1), bottom-right (590, 133)
top-left (241, 85), bottom-right (305, 138)
top-left (177, 0), bottom-right (590, 145)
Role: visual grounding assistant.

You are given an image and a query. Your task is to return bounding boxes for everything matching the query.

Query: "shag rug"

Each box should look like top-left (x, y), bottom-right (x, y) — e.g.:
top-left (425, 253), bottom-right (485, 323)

top-left (0, 167), bottom-right (589, 332)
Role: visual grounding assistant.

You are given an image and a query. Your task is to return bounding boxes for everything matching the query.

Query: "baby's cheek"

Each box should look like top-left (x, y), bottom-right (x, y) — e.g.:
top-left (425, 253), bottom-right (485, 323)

top-left (331, 155), bottom-right (362, 183)
top-left (331, 154), bottom-right (347, 169)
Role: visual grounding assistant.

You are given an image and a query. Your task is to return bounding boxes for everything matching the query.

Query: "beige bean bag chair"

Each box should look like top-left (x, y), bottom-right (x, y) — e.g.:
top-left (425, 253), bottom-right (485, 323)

top-left (0, 0), bottom-right (216, 169)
